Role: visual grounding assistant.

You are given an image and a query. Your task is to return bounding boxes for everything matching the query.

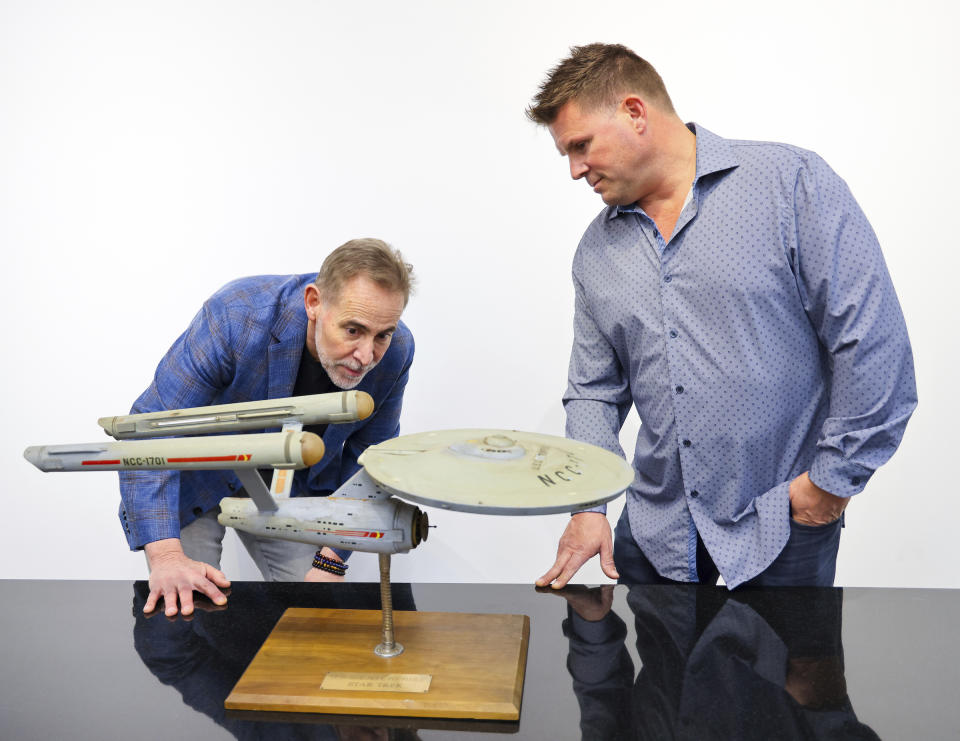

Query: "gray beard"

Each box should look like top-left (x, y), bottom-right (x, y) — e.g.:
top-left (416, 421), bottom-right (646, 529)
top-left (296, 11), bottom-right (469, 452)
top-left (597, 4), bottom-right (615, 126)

top-left (318, 353), bottom-right (377, 390)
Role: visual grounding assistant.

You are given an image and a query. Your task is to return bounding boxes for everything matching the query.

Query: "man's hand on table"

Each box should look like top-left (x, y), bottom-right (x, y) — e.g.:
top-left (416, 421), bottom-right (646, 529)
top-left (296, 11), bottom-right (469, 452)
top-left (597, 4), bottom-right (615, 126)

top-left (143, 538), bottom-right (230, 617)
top-left (536, 511), bottom-right (617, 589)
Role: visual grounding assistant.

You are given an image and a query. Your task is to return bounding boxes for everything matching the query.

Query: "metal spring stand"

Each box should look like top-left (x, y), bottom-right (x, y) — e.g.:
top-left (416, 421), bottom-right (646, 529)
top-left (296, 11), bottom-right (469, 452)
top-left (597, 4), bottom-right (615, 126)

top-left (374, 553), bottom-right (403, 657)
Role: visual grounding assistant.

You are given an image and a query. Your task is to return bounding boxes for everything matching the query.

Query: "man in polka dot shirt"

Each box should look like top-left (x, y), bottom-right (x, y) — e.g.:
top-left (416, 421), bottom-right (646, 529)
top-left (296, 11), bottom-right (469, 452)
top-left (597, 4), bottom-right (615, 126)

top-left (528, 44), bottom-right (916, 589)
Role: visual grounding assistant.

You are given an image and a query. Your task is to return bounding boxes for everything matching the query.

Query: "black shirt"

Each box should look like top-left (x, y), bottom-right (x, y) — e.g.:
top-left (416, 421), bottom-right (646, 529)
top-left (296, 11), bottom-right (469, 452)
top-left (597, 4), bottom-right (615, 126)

top-left (256, 345), bottom-right (337, 486)
top-left (291, 345), bottom-right (338, 438)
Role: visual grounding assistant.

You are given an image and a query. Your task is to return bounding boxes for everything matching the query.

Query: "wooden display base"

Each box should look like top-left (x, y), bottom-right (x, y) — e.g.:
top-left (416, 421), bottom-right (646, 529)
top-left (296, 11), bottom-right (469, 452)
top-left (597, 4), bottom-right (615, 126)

top-left (226, 608), bottom-right (530, 720)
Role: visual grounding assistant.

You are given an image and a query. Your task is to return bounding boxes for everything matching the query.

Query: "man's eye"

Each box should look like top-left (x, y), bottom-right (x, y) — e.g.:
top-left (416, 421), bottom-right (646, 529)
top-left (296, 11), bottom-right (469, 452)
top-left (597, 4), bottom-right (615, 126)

top-left (346, 327), bottom-right (359, 336)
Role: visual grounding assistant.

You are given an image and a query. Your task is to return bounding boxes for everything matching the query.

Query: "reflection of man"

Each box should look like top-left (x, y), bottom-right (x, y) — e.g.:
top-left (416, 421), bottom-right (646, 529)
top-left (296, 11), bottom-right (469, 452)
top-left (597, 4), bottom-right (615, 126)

top-left (119, 239), bottom-right (415, 615)
top-left (132, 581), bottom-right (419, 740)
top-left (529, 44), bottom-right (917, 588)
top-left (558, 585), bottom-right (878, 739)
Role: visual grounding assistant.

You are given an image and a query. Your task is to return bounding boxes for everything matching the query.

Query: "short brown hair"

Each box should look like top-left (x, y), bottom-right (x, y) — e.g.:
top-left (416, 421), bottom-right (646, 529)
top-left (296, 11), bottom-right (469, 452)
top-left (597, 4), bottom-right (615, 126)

top-left (316, 238), bottom-right (415, 307)
top-left (526, 43), bottom-right (675, 125)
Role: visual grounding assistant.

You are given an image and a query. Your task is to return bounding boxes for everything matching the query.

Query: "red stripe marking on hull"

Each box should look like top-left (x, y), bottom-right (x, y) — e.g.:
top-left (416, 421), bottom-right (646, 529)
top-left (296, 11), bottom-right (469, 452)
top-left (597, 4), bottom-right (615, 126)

top-left (168, 455), bottom-right (244, 463)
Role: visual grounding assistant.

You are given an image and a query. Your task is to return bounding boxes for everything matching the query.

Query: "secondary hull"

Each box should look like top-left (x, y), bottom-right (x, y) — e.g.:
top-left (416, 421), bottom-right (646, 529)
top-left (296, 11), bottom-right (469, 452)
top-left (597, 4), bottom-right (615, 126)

top-left (217, 495), bottom-right (429, 554)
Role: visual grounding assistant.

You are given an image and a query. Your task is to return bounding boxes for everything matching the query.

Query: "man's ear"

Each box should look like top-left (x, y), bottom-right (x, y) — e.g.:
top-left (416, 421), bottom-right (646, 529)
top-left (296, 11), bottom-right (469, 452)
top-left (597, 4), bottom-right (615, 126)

top-left (622, 96), bottom-right (648, 133)
top-left (304, 284), bottom-right (323, 321)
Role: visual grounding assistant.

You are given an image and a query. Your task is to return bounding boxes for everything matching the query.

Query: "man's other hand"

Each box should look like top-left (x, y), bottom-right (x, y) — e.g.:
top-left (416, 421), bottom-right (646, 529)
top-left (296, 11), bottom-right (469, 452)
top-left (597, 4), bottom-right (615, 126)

top-left (536, 511), bottom-right (617, 589)
top-left (304, 568), bottom-right (345, 583)
top-left (143, 538), bottom-right (230, 617)
top-left (304, 547), bottom-right (346, 583)
top-left (789, 472), bottom-right (849, 526)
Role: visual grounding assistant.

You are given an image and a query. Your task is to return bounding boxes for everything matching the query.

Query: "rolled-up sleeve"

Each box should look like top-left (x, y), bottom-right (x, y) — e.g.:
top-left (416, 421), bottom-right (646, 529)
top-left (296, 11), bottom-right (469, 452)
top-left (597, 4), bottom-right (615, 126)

top-left (563, 274), bottom-right (633, 457)
top-left (792, 155), bottom-right (917, 497)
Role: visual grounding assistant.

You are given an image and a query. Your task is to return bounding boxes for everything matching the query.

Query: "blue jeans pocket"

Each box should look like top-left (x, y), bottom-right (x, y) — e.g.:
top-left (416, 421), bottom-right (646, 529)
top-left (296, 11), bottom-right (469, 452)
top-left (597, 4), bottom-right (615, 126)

top-left (750, 517), bottom-right (842, 586)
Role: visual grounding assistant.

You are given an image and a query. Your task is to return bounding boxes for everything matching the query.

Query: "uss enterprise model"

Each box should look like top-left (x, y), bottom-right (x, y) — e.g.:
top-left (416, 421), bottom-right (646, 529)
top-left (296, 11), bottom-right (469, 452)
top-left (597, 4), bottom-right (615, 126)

top-left (24, 391), bottom-right (634, 721)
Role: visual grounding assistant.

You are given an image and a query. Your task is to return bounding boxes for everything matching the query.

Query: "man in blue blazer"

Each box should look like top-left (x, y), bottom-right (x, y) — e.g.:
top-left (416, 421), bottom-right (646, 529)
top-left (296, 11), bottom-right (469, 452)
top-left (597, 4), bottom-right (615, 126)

top-left (119, 239), bottom-right (416, 616)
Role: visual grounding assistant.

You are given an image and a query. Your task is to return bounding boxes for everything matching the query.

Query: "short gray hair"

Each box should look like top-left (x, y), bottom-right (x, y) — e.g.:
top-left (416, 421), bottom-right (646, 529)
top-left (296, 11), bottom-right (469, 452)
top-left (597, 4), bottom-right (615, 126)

top-left (316, 238), bottom-right (415, 306)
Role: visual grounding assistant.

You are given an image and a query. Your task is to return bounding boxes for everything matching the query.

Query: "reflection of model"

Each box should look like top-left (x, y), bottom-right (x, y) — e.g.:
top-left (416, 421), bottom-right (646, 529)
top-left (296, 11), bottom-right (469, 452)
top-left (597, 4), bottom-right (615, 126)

top-left (529, 44), bottom-right (917, 588)
top-left (558, 586), bottom-right (879, 740)
top-left (120, 239), bottom-right (415, 615)
top-left (131, 581), bottom-right (418, 740)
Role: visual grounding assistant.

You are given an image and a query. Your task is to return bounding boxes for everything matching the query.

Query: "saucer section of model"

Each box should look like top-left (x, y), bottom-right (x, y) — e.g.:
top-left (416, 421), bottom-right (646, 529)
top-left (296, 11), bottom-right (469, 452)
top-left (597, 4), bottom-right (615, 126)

top-left (357, 429), bottom-right (634, 514)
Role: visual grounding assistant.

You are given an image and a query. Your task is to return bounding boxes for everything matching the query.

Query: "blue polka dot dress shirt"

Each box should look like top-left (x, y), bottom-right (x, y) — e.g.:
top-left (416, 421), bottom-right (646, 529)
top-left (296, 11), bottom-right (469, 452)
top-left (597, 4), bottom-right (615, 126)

top-left (564, 124), bottom-right (917, 587)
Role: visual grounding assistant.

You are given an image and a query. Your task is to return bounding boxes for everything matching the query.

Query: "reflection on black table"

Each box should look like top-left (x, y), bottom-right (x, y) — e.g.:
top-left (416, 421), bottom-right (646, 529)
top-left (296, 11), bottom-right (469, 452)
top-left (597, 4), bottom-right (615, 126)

top-left (132, 581), bottom-right (420, 741)
top-left (560, 586), bottom-right (880, 740)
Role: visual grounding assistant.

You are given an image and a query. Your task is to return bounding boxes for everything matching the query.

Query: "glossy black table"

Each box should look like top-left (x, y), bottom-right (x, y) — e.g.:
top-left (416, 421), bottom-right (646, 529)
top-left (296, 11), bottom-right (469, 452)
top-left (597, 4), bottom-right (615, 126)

top-left (1, 581), bottom-right (958, 740)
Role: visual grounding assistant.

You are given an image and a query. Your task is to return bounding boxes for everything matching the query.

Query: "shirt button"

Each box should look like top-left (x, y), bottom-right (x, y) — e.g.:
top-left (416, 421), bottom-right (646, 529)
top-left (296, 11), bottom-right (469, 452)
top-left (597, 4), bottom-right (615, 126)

top-left (192, 506), bottom-right (203, 517)
top-left (683, 439), bottom-right (692, 447)
top-left (690, 490), bottom-right (700, 498)
top-left (669, 329), bottom-right (678, 338)
top-left (664, 275), bottom-right (673, 283)
top-left (675, 385), bottom-right (684, 394)
top-left (228, 482), bottom-right (237, 492)
top-left (851, 477), bottom-right (861, 485)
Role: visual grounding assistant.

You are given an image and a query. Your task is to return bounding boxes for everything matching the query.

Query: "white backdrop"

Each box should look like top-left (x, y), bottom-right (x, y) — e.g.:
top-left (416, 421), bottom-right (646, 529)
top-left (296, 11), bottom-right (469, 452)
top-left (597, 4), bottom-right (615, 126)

top-left (2, 0), bottom-right (956, 587)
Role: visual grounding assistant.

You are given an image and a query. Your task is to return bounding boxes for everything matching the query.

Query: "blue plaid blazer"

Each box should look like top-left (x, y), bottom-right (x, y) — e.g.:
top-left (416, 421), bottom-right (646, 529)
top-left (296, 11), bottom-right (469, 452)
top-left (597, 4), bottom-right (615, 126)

top-left (117, 273), bottom-right (415, 549)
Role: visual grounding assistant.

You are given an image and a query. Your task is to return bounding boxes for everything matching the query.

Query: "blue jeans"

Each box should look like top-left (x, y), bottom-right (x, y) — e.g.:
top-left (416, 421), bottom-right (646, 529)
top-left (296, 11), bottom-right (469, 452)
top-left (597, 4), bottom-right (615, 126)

top-left (613, 508), bottom-right (841, 588)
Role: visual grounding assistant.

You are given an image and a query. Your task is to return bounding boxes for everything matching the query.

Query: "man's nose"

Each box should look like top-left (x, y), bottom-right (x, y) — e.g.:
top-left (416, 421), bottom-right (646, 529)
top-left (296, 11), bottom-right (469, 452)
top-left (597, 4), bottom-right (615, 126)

top-left (354, 339), bottom-right (375, 366)
top-left (569, 157), bottom-right (588, 180)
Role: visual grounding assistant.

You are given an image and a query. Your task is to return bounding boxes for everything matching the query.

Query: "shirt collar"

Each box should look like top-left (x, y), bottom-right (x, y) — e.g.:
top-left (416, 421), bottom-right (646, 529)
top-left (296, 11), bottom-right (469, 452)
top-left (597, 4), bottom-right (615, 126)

top-left (611, 123), bottom-right (739, 220)
top-left (689, 122), bottom-right (739, 181)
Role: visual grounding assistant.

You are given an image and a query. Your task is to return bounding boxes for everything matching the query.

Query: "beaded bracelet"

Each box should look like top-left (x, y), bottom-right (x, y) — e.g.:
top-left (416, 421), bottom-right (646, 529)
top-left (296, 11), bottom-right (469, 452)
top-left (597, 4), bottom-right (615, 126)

top-left (312, 551), bottom-right (348, 577)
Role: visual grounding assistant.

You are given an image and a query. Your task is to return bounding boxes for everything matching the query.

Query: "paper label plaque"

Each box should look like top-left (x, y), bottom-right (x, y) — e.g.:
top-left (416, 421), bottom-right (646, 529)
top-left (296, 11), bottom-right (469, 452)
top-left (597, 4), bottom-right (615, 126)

top-left (321, 672), bottom-right (432, 693)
